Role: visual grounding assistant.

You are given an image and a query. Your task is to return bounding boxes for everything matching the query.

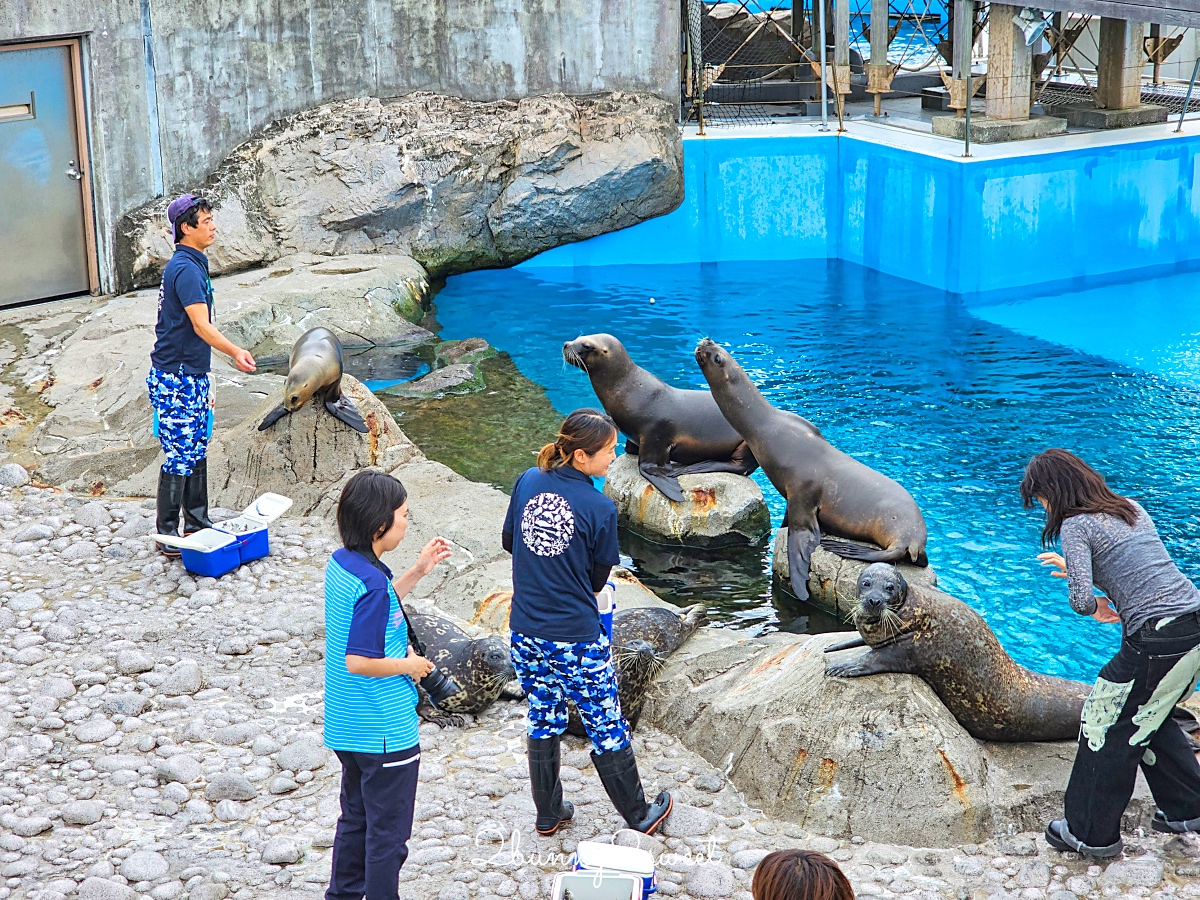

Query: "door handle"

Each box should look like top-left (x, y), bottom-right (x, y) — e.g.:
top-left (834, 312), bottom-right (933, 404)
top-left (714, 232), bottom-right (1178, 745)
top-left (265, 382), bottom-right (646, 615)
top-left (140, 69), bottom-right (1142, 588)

top-left (65, 160), bottom-right (83, 181)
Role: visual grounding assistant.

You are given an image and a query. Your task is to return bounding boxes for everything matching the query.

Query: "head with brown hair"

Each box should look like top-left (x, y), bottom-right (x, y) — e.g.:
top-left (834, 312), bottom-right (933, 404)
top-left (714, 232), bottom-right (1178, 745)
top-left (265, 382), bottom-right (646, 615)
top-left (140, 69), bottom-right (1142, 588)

top-left (536, 408), bottom-right (618, 473)
top-left (752, 850), bottom-right (855, 900)
top-left (1020, 448), bottom-right (1137, 546)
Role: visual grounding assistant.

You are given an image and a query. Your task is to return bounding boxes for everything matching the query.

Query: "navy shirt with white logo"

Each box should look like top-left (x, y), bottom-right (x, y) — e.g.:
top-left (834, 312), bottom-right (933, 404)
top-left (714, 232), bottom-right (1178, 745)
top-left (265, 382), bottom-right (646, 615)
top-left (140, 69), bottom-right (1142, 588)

top-left (503, 465), bottom-right (620, 643)
top-left (151, 245), bottom-right (214, 375)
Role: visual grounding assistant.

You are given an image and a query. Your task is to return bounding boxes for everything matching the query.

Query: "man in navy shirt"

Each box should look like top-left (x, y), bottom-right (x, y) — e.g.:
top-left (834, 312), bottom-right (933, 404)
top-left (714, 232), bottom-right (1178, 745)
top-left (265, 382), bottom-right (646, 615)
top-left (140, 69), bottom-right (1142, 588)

top-left (148, 194), bottom-right (256, 553)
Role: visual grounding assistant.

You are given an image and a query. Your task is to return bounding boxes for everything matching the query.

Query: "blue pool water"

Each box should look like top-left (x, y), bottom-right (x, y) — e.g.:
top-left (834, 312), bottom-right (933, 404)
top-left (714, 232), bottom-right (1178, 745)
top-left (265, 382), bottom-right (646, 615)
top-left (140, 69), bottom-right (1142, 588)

top-left (432, 259), bottom-right (1200, 684)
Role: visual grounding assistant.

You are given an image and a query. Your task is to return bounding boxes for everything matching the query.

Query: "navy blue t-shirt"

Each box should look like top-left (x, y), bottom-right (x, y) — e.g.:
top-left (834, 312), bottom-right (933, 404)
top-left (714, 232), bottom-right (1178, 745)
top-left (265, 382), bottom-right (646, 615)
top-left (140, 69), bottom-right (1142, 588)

top-left (503, 465), bottom-right (620, 643)
top-left (151, 245), bottom-right (213, 375)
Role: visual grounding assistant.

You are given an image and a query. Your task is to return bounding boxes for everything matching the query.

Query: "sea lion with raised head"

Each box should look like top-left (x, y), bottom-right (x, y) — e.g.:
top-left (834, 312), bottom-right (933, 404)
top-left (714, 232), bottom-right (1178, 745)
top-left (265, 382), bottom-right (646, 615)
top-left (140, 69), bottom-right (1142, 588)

top-left (824, 563), bottom-right (1090, 741)
top-left (564, 334), bottom-right (757, 502)
top-left (694, 338), bottom-right (927, 603)
top-left (567, 604), bottom-right (708, 735)
top-left (258, 327), bottom-right (368, 433)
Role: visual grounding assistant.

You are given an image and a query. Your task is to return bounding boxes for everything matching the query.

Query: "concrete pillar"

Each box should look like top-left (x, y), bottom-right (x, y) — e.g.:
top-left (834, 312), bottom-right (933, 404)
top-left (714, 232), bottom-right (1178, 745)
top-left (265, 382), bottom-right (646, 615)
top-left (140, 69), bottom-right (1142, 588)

top-left (833, 0), bottom-right (851, 94)
top-left (868, 0), bottom-right (893, 113)
top-left (1096, 18), bottom-right (1145, 109)
top-left (949, 0), bottom-right (975, 112)
top-left (985, 3), bottom-right (1032, 121)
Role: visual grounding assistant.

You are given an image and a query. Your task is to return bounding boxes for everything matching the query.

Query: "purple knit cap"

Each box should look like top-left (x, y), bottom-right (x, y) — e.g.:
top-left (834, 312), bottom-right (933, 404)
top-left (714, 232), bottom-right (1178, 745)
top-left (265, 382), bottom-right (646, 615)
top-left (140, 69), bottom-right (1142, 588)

top-left (166, 193), bottom-right (200, 226)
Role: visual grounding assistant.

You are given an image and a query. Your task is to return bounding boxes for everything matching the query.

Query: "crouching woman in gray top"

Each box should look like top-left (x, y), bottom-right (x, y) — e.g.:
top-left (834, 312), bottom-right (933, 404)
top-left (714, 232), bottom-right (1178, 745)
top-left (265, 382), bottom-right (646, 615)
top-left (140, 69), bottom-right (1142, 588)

top-left (1022, 448), bottom-right (1200, 858)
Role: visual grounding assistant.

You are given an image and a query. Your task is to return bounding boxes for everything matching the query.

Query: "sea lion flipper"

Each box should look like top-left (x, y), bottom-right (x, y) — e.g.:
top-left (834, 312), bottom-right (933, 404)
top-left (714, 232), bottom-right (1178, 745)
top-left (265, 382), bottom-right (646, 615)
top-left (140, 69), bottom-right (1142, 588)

top-left (639, 459), bottom-right (687, 503)
top-left (258, 405), bottom-right (289, 431)
top-left (823, 635), bottom-right (867, 653)
top-left (670, 458), bottom-right (757, 477)
top-left (821, 536), bottom-right (893, 562)
top-left (325, 397), bottom-right (370, 433)
top-left (786, 511), bottom-right (821, 603)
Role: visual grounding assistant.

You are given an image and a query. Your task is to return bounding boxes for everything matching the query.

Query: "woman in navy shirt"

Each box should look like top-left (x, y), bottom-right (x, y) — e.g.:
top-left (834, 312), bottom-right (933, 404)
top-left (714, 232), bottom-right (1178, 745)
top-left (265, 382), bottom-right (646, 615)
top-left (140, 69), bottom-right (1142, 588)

top-left (503, 409), bottom-right (672, 836)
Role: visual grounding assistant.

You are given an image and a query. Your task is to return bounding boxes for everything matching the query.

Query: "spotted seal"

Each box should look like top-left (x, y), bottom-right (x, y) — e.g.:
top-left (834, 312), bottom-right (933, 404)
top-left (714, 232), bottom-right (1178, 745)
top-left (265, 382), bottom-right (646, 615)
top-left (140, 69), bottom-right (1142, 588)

top-left (823, 563), bottom-right (1092, 741)
top-left (564, 334), bottom-right (757, 502)
top-left (695, 338), bottom-right (928, 603)
top-left (408, 612), bottom-right (524, 728)
top-left (568, 604), bottom-right (708, 736)
top-left (258, 327), bottom-right (368, 433)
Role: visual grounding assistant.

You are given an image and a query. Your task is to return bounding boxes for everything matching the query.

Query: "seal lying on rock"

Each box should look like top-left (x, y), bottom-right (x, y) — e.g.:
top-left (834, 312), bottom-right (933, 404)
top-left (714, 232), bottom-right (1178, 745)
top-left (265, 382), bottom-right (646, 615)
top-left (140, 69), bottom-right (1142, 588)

top-left (408, 612), bottom-right (525, 727)
top-left (567, 604), bottom-right (708, 736)
top-left (564, 334), bottom-right (757, 502)
top-left (258, 327), bottom-right (369, 433)
top-left (824, 563), bottom-right (1091, 741)
top-left (695, 338), bottom-right (928, 603)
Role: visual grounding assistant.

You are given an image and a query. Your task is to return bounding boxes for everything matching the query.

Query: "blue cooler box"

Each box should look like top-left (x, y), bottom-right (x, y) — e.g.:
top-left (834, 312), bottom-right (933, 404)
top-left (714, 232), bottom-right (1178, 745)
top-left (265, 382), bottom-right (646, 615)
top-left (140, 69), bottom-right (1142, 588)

top-left (152, 493), bottom-right (293, 577)
top-left (571, 842), bottom-right (656, 899)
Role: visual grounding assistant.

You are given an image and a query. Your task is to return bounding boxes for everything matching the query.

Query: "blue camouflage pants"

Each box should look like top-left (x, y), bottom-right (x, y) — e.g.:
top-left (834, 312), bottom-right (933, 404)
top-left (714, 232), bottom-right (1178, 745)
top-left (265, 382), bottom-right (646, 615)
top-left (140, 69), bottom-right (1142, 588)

top-left (146, 367), bottom-right (211, 476)
top-left (510, 630), bottom-right (631, 754)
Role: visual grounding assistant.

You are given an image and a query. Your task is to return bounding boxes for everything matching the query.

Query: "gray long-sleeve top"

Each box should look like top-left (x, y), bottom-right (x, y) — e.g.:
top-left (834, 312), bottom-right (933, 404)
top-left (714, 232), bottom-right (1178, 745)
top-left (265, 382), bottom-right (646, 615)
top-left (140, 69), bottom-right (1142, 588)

top-left (1061, 500), bottom-right (1200, 636)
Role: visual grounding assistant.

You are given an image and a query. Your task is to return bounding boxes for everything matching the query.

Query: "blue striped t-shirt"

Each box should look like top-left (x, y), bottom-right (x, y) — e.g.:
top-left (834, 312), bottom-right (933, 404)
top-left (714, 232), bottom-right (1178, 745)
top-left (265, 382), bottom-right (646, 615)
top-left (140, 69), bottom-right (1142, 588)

top-left (323, 549), bottom-right (420, 753)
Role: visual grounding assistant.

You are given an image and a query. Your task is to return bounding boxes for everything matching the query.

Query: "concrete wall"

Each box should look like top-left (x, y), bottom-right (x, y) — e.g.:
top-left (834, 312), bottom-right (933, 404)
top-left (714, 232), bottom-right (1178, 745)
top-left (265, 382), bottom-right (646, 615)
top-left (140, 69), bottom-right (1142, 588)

top-left (1, 0), bottom-right (679, 292)
top-left (522, 130), bottom-right (1200, 295)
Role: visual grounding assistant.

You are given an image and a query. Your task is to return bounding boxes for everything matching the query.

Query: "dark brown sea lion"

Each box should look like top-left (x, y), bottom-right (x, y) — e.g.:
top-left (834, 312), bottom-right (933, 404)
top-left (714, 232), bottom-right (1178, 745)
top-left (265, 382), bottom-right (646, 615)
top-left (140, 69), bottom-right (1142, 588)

top-left (694, 338), bottom-right (928, 603)
top-left (567, 604), bottom-right (708, 736)
top-left (824, 563), bottom-right (1090, 741)
top-left (563, 334), bottom-right (757, 502)
top-left (258, 327), bottom-right (368, 433)
top-left (408, 612), bottom-right (524, 728)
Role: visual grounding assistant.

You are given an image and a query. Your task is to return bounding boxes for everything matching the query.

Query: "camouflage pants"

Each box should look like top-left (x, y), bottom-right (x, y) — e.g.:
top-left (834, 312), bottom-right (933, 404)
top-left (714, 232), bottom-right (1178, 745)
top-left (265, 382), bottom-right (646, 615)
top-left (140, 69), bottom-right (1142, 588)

top-left (510, 630), bottom-right (630, 754)
top-left (146, 366), bottom-right (210, 476)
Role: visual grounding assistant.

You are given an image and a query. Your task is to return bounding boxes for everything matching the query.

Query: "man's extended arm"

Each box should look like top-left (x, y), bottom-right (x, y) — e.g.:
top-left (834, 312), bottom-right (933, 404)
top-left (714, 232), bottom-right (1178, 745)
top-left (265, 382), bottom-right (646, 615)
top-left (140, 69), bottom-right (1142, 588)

top-left (184, 303), bottom-right (256, 373)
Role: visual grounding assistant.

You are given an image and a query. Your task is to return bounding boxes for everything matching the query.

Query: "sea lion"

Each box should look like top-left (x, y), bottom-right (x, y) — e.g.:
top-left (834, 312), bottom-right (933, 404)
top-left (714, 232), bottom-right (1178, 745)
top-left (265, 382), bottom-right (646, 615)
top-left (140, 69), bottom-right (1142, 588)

top-left (408, 612), bottom-right (525, 728)
top-left (258, 327), bottom-right (368, 433)
top-left (563, 334), bottom-right (757, 502)
top-left (824, 563), bottom-right (1091, 741)
top-left (694, 338), bottom-right (928, 603)
top-left (567, 604), bottom-right (708, 736)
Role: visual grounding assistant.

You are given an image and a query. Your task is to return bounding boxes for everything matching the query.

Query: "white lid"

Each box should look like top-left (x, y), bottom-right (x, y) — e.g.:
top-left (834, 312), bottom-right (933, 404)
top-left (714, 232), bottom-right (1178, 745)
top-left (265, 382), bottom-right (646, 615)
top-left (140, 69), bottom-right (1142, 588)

top-left (552, 871), bottom-right (641, 900)
top-left (239, 492), bottom-right (293, 525)
top-left (574, 841), bottom-right (655, 877)
top-left (151, 529), bottom-right (238, 552)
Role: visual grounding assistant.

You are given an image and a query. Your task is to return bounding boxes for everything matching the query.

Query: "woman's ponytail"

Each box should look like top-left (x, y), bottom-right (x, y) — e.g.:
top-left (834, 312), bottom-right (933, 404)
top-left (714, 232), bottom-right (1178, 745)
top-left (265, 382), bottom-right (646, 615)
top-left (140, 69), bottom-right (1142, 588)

top-left (537, 408), bottom-right (618, 472)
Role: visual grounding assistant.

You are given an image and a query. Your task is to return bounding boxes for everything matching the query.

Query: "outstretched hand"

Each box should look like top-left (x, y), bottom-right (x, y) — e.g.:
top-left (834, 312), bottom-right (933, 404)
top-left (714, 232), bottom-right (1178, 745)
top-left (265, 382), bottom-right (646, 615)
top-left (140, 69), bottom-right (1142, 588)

top-left (1092, 596), bottom-right (1121, 624)
top-left (1036, 551), bottom-right (1068, 579)
top-left (411, 537), bottom-right (452, 578)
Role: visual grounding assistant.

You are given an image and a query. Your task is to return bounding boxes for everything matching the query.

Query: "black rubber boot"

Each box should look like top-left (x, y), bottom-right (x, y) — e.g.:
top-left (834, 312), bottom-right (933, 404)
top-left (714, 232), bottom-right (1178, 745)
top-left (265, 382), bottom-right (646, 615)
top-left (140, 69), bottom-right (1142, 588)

top-left (528, 736), bottom-right (574, 836)
top-left (1044, 819), bottom-right (1123, 858)
top-left (182, 458), bottom-right (213, 534)
top-left (1152, 809), bottom-right (1200, 834)
top-left (592, 744), bottom-right (672, 835)
top-left (155, 469), bottom-right (186, 556)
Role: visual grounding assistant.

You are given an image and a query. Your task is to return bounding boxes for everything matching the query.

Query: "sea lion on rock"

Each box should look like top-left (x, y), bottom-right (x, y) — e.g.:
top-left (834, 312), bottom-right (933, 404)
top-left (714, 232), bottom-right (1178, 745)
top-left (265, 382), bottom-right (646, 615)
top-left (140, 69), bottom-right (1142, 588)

top-left (564, 334), bottom-right (757, 502)
top-left (695, 338), bottom-right (928, 603)
top-left (259, 327), bottom-right (368, 433)
top-left (408, 612), bottom-right (525, 728)
top-left (567, 604), bottom-right (708, 736)
top-left (824, 563), bottom-right (1090, 741)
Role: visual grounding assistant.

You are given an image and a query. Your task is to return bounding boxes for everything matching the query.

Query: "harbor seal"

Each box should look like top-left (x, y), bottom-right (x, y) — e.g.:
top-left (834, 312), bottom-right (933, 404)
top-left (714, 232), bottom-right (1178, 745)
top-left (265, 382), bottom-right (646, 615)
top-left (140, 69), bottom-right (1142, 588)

top-left (564, 334), bottom-right (757, 502)
top-left (694, 338), bottom-right (928, 603)
top-left (258, 327), bottom-right (368, 433)
top-left (408, 612), bottom-right (524, 727)
top-left (567, 604), bottom-right (708, 735)
top-left (824, 563), bottom-right (1090, 741)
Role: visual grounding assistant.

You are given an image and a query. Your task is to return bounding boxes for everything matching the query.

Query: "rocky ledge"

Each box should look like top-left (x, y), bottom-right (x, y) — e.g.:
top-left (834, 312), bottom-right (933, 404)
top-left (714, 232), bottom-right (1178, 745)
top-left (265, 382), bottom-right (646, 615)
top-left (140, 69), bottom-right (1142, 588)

top-left (116, 92), bottom-right (684, 290)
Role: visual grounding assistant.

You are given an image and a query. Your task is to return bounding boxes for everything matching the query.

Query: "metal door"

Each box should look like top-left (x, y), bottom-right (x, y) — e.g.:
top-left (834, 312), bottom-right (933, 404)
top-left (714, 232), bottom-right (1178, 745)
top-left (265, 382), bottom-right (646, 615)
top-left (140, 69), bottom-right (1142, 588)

top-left (0, 42), bottom-right (96, 307)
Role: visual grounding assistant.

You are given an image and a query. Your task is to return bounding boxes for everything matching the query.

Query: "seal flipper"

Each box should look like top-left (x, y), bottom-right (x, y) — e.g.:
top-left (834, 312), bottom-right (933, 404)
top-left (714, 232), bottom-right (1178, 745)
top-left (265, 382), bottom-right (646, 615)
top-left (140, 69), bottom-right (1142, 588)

top-left (324, 396), bottom-right (369, 433)
top-left (639, 459), bottom-right (687, 503)
top-left (785, 506), bottom-right (821, 603)
top-left (258, 405), bottom-right (289, 431)
top-left (823, 635), bottom-right (867, 653)
top-left (826, 641), bottom-right (914, 678)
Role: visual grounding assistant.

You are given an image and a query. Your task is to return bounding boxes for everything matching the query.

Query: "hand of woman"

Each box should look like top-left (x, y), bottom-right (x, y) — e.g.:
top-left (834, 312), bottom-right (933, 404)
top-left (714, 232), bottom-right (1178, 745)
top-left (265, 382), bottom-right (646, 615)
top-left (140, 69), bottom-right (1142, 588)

top-left (1092, 596), bottom-right (1121, 624)
top-left (411, 537), bottom-right (452, 578)
top-left (1036, 551), bottom-right (1068, 580)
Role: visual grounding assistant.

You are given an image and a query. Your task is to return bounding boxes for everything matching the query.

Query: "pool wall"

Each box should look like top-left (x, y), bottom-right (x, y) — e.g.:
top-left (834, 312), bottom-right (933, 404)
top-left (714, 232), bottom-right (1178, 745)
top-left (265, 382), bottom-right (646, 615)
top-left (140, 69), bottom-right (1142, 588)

top-left (522, 131), bottom-right (1200, 295)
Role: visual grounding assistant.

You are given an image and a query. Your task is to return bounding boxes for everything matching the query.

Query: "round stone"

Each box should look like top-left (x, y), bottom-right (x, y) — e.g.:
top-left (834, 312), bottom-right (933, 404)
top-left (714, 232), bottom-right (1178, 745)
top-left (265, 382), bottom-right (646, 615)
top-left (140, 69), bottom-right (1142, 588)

top-left (75, 719), bottom-right (118, 743)
top-left (119, 850), bottom-right (169, 882)
top-left (205, 772), bottom-right (257, 802)
top-left (61, 800), bottom-right (105, 825)
top-left (0, 464), bottom-right (30, 487)
top-left (261, 837), bottom-right (304, 865)
top-left (115, 651), bottom-right (155, 675)
top-left (74, 502), bottom-right (113, 528)
top-left (78, 877), bottom-right (136, 900)
top-left (277, 737), bottom-right (328, 772)
top-left (684, 862), bottom-right (736, 898)
top-left (156, 755), bottom-right (202, 785)
top-left (10, 816), bottom-right (53, 836)
top-left (660, 804), bottom-right (716, 837)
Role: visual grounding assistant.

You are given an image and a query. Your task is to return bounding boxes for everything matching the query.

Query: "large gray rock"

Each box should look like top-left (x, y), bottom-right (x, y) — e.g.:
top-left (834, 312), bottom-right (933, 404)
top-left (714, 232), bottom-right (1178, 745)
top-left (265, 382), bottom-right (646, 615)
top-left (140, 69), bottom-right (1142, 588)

top-left (116, 92), bottom-right (682, 289)
top-left (206, 374), bottom-right (421, 515)
top-left (641, 626), bottom-right (1124, 847)
top-left (602, 454), bottom-right (771, 547)
top-left (772, 528), bottom-right (938, 620)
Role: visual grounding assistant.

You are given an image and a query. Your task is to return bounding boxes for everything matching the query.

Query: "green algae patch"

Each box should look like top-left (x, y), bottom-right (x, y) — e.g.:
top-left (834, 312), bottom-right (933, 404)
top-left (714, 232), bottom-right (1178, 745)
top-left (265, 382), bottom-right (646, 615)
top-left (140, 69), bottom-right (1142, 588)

top-left (379, 353), bottom-right (563, 493)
